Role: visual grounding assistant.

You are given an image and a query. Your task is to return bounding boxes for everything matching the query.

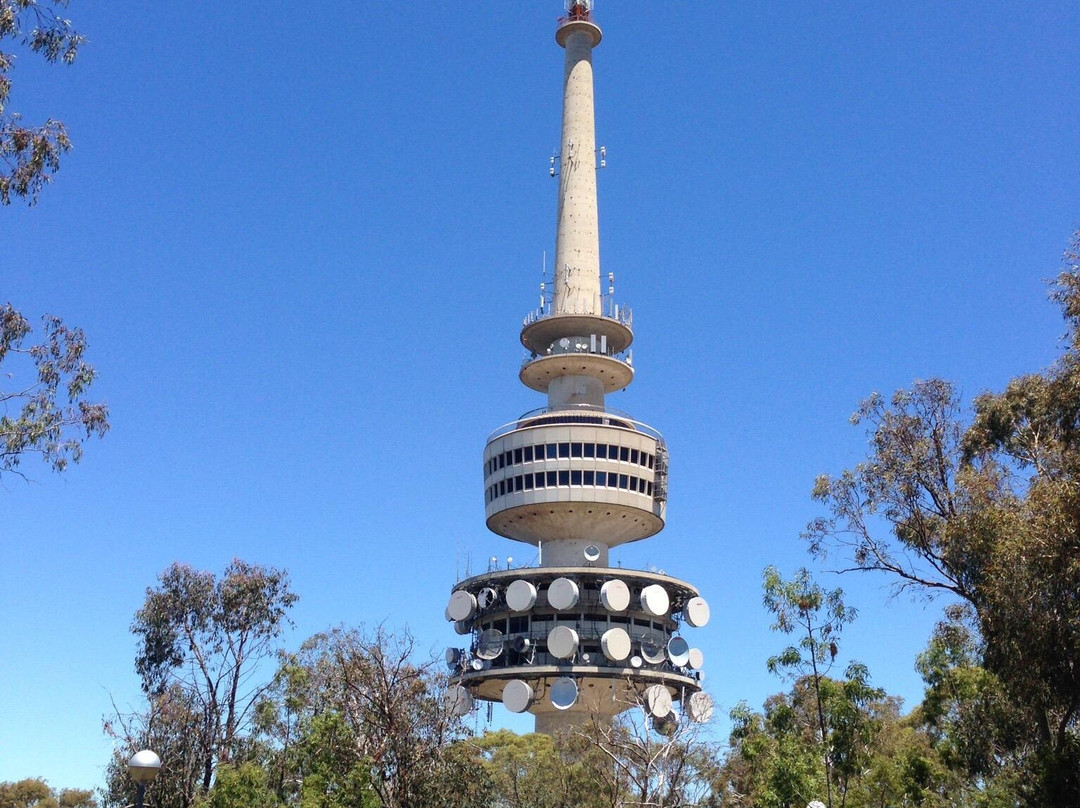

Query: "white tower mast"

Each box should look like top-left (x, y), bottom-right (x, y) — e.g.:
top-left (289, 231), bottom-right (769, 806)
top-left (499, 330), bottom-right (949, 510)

top-left (443, 0), bottom-right (712, 734)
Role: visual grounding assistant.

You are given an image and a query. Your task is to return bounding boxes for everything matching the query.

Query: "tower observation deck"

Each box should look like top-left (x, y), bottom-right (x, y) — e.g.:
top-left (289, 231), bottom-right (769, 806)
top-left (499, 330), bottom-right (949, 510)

top-left (443, 0), bottom-right (712, 734)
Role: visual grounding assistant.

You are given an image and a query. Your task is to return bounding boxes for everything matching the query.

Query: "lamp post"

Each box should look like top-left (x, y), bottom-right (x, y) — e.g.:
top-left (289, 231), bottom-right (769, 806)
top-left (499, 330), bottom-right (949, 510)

top-left (127, 749), bottom-right (161, 808)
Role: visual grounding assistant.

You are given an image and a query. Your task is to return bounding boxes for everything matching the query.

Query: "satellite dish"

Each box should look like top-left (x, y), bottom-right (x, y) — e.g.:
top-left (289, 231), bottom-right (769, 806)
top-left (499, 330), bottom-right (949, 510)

top-left (506, 579), bottom-right (538, 612)
top-left (470, 658), bottom-right (489, 671)
top-left (640, 639), bottom-right (665, 665)
top-left (600, 627), bottom-right (632, 661)
top-left (666, 636), bottom-right (691, 667)
top-left (547, 626), bottom-right (580, 659)
top-left (652, 711), bottom-right (679, 733)
top-left (645, 684), bottom-right (673, 718)
top-left (477, 587), bottom-right (499, 609)
top-left (629, 655), bottom-right (643, 668)
top-left (454, 620), bottom-right (471, 636)
top-left (550, 677), bottom-right (579, 710)
top-left (687, 648), bottom-right (705, 670)
top-left (640, 584), bottom-right (670, 617)
top-left (683, 596), bottom-right (711, 628)
top-left (444, 648), bottom-right (462, 670)
top-left (444, 685), bottom-right (473, 717)
top-left (512, 636), bottom-right (532, 653)
top-left (477, 628), bottom-right (504, 660)
top-left (686, 691), bottom-right (714, 723)
top-left (444, 607), bottom-right (452, 622)
top-left (503, 680), bottom-right (535, 713)
top-left (600, 579), bottom-right (630, 612)
top-left (547, 578), bottom-right (580, 610)
top-left (447, 590), bottom-right (478, 622)
top-left (583, 544), bottom-right (601, 562)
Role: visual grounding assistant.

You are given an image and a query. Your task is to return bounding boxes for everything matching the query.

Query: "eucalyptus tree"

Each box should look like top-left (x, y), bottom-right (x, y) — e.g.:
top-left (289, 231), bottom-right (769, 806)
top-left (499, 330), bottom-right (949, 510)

top-left (0, 0), bottom-right (84, 203)
top-left (1, 304), bottom-right (108, 480)
top-left (806, 232), bottom-right (1080, 804)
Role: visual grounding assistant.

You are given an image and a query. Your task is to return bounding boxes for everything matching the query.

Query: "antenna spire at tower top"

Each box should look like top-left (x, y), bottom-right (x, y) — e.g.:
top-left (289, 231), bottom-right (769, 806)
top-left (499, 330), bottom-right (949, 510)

top-left (565, 0), bottom-right (595, 21)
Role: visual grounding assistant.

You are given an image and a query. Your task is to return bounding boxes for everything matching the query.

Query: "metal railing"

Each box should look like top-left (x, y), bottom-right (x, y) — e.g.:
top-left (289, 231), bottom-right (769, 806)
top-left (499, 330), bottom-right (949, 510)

top-left (523, 299), bottom-right (633, 330)
top-left (486, 405), bottom-right (666, 445)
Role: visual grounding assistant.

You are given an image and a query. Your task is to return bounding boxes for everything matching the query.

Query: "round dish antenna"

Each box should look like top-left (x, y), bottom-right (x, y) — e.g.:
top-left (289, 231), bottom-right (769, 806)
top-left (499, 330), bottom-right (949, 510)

top-left (444, 685), bottom-right (474, 717)
top-left (600, 579), bottom-right (630, 612)
top-left (666, 636), bottom-right (691, 667)
top-left (686, 691), bottom-right (714, 723)
top-left (551, 677), bottom-right (580, 710)
top-left (454, 620), bottom-right (471, 636)
top-left (547, 578), bottom-right (580, 610)
top-left (683, 596), bottom-right (711, 627)
top-left (547, 626), bottom-right (580, 659)
top-left (477, 628), bottom-right (504, 660)
top-left (687, 647), bottom-right (705, 670)
top-left (477, 587), bottom-right (499, 609)
top-left (640, 584), bottom-right (670, 617)
top-left (629, 655), bottom-right (643, 669)
top-left (512, 636), bottom-right (532, 653)
top-left (447, 590), bottom-right (478, 622)
top-left (600, 627), bottom-right (631, 661)
top-left (583, 544), bottom-right (601, 562)
top-left (640, 638), bottom-right (665, 665)
top-left (503, 680), bottom-right (535, 713)
top-left (506, 579), bottom-right (538, 612)
top-left (444, 648), bottom-right (463, 670)
top-left (645, 684), bottom-right (673, 718)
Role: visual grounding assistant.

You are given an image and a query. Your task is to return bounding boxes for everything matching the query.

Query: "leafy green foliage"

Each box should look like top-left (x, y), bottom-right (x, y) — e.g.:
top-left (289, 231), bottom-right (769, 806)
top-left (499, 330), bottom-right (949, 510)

top-left (0, 0), bottom-right (84, 203)
top-left (105, 560), bottom-right (298, 808)
top-left (201, 763), bottom-right (282, 808)
top-left (0, 304), bottom-right (109, 479)
top-left (806, 232), bottom-right (1080, 805)
top-left (0, 779), bottom-right (96, 808)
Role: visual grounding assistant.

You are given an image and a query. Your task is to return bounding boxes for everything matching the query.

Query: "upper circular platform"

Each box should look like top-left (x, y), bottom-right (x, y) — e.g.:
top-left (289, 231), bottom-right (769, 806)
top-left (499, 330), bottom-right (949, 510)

top-left (521, 313), bottom-right (633, 355)
top-left (520, 352), bottom-right (633, 394)
top-left (556, 19), bottom-right (602, 48)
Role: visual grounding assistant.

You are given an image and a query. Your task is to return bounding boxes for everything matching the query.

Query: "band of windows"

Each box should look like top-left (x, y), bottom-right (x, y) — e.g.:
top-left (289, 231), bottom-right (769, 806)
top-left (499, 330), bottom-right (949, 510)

top-left (485, 442), bottom-right (655, 478)
top-left (486, 470), bottom-right (655, 503)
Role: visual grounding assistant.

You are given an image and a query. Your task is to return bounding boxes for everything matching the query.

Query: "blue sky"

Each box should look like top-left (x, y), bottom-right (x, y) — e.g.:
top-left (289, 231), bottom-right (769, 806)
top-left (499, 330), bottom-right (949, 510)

top-left (2, 0), bottom-right (1078, 791)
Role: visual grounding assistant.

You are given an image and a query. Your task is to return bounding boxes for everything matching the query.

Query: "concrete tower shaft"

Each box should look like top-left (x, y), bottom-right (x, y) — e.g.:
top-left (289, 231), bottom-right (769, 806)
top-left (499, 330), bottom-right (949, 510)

top-left (553, 21), bottom-right (603, 320)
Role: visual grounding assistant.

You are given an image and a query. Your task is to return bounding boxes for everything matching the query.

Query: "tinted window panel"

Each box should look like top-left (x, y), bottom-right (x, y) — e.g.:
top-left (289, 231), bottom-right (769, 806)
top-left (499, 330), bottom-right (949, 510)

top-left (558, 470), bottom-right (570, 486)
top-left (571, 470), bottom-right (582, 485)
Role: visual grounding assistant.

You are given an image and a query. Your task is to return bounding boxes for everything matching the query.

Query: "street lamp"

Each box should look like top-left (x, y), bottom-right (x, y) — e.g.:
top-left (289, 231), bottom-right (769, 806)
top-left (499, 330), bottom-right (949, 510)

top-left (127, 749), bottom-right (161, 808)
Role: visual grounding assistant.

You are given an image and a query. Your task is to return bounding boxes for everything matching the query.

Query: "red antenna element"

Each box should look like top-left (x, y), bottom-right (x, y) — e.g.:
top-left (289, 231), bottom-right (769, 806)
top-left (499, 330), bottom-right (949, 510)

top-left (564, 0), bottom-right (594, 23)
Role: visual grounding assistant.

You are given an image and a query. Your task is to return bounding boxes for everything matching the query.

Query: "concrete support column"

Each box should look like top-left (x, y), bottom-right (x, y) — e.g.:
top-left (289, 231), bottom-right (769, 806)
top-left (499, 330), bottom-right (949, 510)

top-left (554, 28), bottom-right (602, 318)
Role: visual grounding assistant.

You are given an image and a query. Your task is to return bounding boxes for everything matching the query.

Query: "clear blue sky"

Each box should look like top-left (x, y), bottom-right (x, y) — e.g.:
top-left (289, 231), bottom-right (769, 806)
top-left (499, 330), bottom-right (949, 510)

top-left (3, 0), bottom-right (1078, 792)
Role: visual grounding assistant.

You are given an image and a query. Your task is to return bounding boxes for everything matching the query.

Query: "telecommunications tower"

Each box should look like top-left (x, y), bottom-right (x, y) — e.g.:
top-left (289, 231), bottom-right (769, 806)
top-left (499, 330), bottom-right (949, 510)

top-left (443, 0), bottom-right (712, 733)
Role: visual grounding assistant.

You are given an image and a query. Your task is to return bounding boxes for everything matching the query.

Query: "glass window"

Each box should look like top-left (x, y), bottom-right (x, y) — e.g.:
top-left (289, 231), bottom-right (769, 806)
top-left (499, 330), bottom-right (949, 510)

top-left (524, 445), bottom-right (534, 462)
top-left (558, 470), bottom-right (570, 486)
top-left (498, 454), bottom-right (505, 469)
top-left (629, 477), bottom-right (638, 492)
top-left (547, 471), bottom-right (557, 487)
top-left (546, 443), bottom-right (557, 459)
top-left (514, 448), bottom-right (523, 465)
top-left (499, 480), bottom-right (506, 496)
top-left (571, 470), bottom-right (582, 485)
top-left (524, 474), bottom-right (534, 490)
top-left (596, 444), bottom-right (608, 459)
top-left (647, 453), bottom-right (654, 469)
top-left (535, 473), bottom-right (546, 489)
top-left (558, 442), bottom-right (570, 458)
top-left (584, 443), bottom-right (595, 458)
top-left (584, 470), bottom-right (595, 485)
top-left (620, 447), bottom-right (630, 462)
top-left (631, 449), bottom-right (639, 465)
top-left (596, 471), bottom-right (607, 486)
top-left (647, 481), bottom-right (654, 496)
top-left (509, 616), bottom-right (528, 633)
top-left (571, 442), bottom-right (583, 457)
top-left (619, 474), bottom-right (629, 489)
